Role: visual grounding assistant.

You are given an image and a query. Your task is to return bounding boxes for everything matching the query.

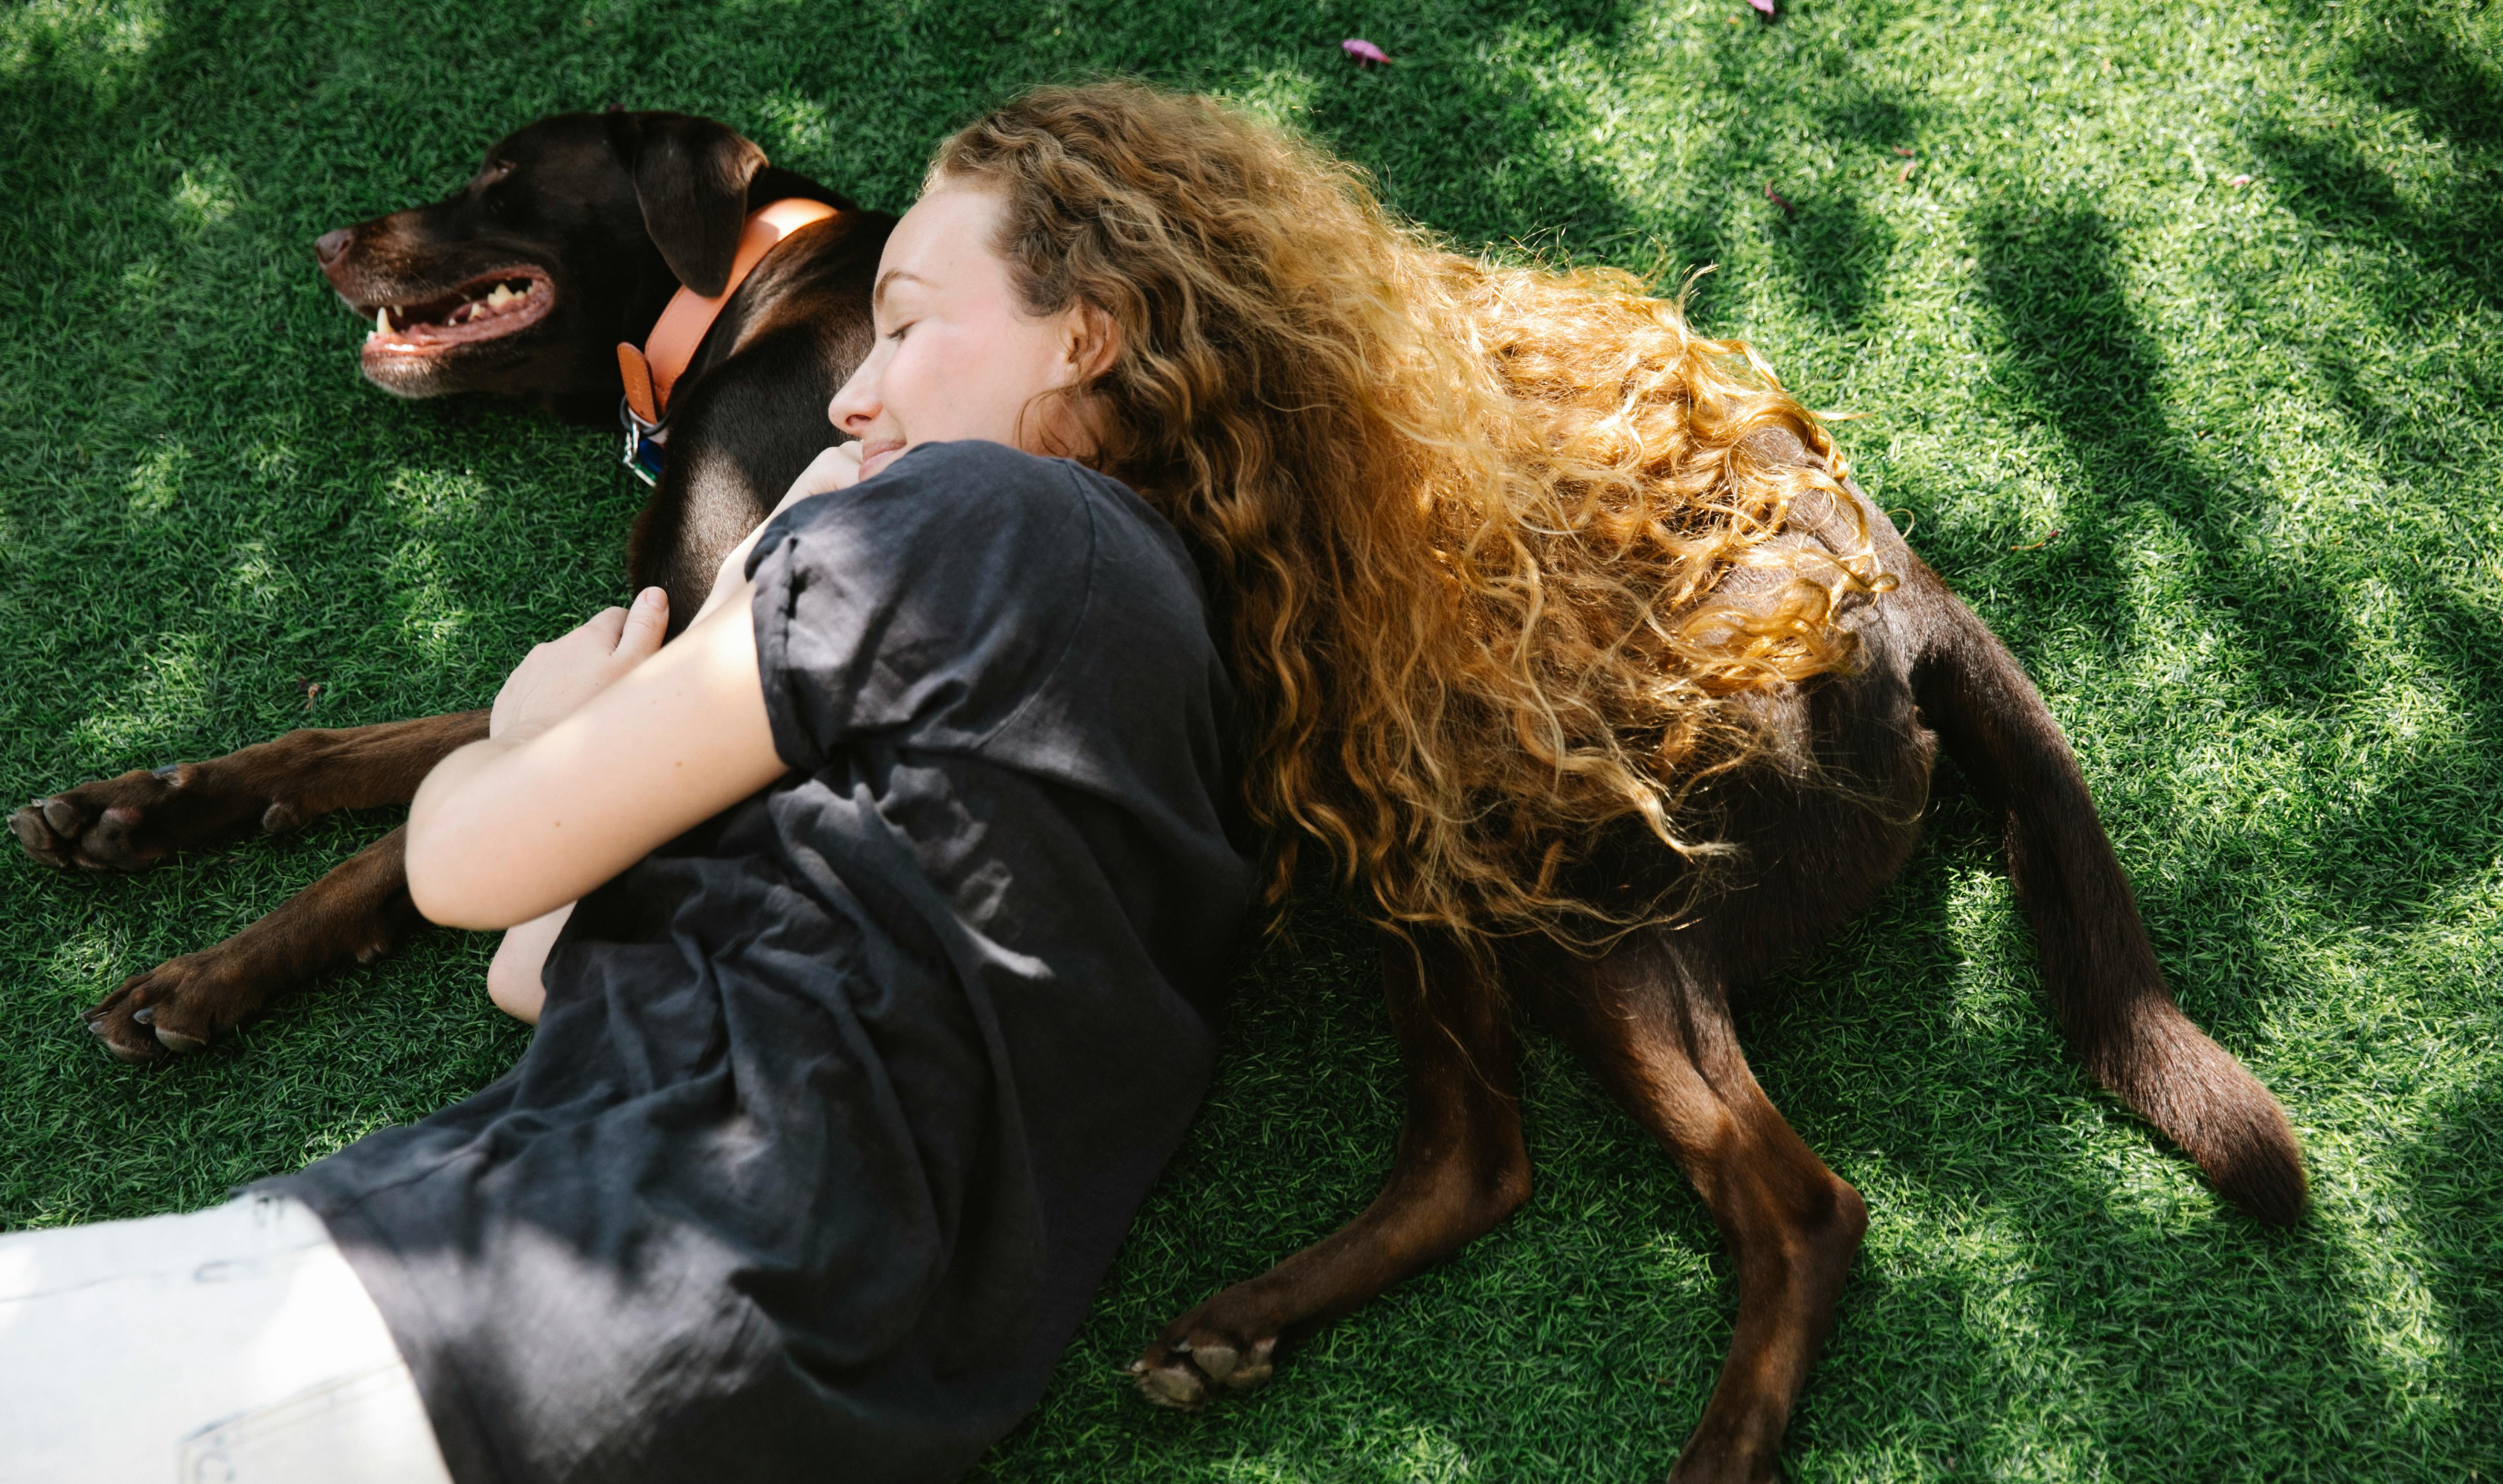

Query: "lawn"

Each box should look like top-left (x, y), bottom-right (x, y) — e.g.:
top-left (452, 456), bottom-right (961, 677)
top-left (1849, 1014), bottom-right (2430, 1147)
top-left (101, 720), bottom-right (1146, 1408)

top-left (3, 0), bottom-right (2498, 1478)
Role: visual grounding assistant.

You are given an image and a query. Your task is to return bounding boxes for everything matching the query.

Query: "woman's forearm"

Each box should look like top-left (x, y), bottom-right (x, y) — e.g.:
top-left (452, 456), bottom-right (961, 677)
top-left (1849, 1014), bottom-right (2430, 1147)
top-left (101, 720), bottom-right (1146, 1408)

top-left (406, 589), bottom-right (785, 929)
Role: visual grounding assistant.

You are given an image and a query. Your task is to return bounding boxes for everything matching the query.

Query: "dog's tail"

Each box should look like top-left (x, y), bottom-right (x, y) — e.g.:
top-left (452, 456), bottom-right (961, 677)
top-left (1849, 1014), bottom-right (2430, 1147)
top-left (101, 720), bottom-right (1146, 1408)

top-left (1913, 584), bottom-right (2307, 1225)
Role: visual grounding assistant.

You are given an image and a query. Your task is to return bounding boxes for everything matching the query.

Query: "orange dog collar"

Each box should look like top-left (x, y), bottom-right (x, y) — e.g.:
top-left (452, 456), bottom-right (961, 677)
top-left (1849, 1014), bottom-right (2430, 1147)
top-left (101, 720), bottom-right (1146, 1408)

top-left (617, 198), bottom-right (843, 428)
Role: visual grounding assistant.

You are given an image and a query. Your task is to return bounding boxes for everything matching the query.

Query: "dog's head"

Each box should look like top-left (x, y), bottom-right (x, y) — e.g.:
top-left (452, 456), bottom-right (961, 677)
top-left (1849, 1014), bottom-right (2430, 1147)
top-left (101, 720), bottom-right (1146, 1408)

top-left (315, 109), bottom-right (769, 417)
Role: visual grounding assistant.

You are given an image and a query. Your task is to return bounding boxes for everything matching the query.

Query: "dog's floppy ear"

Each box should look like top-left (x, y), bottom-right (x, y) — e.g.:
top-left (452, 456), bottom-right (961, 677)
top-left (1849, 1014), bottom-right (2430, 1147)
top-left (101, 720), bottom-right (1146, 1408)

top-left (605, 109), bottom-right (767, 296)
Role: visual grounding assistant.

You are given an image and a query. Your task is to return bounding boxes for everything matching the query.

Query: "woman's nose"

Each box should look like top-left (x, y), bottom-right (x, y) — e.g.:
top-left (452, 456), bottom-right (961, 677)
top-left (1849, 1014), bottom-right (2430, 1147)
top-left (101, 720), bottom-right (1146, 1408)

top-left (827, 384), bottom-right (875, 435)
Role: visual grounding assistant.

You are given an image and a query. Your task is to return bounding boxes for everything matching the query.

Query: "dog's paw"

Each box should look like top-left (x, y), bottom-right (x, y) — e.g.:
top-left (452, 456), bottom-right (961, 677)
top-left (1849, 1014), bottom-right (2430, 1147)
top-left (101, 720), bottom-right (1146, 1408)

top-left (81, 949), bottom-right (264, 1061)
top-left (1129, 1306), bottom-right (1282, 1409)
top-left (13, 766), bottom-right (282, 872)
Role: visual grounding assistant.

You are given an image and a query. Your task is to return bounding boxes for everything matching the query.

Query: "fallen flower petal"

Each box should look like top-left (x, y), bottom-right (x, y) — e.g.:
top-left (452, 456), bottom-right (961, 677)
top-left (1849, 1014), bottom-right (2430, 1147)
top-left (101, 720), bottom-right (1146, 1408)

top-left (1341, 38), bottom-right (1391, 65)
top-left (1749, 0), bottom-right (1776, 13)
top-left (1894, 147), bottom-right (1916, 158)
top-left (1765, 184), bottom-right (1795, 215)
top-left (2227, 173), bottom-right (2254, 187)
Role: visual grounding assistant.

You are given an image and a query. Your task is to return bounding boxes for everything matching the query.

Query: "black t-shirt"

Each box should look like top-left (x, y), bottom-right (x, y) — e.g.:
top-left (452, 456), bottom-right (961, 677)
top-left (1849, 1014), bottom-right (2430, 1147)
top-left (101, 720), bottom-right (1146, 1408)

top-left (266, 441), bottom-right (1252, 1484)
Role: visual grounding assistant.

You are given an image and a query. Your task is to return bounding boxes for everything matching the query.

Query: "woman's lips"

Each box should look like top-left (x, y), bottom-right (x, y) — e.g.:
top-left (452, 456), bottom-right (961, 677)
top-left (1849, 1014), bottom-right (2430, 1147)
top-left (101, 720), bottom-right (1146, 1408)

top-left (857, 442), bottom-right (906, 480)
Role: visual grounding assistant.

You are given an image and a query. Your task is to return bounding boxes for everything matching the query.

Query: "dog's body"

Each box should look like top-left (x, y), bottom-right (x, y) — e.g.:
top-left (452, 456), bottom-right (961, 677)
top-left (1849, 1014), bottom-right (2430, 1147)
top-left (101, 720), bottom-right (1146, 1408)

top-left (11, 112), bottom-right (2303, 1483)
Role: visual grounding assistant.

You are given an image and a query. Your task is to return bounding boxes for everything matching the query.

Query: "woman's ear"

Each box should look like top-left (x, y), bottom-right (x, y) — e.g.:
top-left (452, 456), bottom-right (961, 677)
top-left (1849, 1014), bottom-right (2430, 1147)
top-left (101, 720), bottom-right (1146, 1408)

top-left (1061, 305), bottom-right (1123, 384)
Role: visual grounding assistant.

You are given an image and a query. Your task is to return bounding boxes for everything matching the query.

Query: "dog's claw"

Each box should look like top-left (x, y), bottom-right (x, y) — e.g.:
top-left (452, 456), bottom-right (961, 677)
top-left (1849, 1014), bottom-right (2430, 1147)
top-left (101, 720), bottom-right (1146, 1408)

top-left (1192, 1344), bottom-right (1238, 1382)
top-left (1132, 1325), bottom-right (1279, 1409)
top-left (1226, 1336), bottom-right (1277, 1390)
top-left (41, 798), bottom-right (82, 837)
top-left (9, 807), bottom-right (56, 860)
top-left (1139, 1363), bottom-right (1207, 1409)
top-left (86, 1007), bottom-right (164, 1062)
top-left (81, 946), bottom-right (246, 1062)
top-left (13, 764), bottom-right (272, 874)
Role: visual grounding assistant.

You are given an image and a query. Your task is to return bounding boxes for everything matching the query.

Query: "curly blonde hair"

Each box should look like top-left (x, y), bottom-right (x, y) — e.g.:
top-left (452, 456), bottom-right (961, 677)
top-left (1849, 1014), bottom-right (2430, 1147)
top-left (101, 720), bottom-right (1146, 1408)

top-left (935, 82), bottom-right (1889, 948)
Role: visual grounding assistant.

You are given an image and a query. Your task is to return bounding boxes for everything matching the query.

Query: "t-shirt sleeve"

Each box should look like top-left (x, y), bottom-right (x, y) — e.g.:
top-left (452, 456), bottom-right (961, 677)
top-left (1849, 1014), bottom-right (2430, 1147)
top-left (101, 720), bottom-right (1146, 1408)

top-left (745, 440), bottom-right (1097, 772)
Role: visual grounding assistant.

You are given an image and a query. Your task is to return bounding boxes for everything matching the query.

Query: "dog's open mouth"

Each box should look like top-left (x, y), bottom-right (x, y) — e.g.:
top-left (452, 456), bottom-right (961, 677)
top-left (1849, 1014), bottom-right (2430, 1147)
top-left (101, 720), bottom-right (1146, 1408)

top-left (359, 267), bottom-right (555, 360)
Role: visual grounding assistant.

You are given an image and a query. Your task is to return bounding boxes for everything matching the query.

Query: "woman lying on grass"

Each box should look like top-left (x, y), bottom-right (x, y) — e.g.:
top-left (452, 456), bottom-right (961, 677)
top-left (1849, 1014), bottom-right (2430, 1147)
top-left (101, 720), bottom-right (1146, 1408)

top-left (3, 109), bottom-right (1249, 1484)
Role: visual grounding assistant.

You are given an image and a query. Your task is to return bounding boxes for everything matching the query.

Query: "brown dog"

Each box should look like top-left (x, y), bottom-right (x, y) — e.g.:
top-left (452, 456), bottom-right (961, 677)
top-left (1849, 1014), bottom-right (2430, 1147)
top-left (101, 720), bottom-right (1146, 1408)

top-left (12, 111), bottom-right (2304, 1483)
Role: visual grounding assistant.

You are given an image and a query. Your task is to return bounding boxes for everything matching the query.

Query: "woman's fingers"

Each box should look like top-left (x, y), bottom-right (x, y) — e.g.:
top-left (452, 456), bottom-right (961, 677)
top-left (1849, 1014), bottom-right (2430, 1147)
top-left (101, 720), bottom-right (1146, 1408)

top-left (615, 587), bottom-right (668, 658)
top-left (581, 606), bottom-right (628, 649)
top-left (786, 442), bottom-right (864, 505)
top-left (489, 592), bottom-right (671, 744)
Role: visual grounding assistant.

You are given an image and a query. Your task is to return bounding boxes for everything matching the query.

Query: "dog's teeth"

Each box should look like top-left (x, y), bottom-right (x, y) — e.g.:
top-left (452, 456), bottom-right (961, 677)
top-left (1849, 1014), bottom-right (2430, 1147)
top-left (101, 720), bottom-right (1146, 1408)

top-left (376, 305), bottom-right (393, 334)
top-left (486, 284), bottom-right (513, 308)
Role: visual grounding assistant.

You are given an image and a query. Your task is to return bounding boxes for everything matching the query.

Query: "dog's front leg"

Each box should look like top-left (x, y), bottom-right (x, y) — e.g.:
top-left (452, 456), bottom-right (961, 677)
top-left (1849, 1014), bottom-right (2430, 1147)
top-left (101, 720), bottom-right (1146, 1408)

top-left (13, 711), bottom-right (489, 872)
top-left (80, 826), bottom-right (430, 1061)
top-left (1132, 932), bottom-right (1530, 1407)
top-left (22, 711), bottom-right (491, 1061)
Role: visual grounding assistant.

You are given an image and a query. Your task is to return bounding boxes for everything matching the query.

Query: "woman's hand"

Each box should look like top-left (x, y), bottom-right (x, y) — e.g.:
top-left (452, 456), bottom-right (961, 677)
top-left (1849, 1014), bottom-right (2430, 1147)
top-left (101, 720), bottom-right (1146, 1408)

top-left (489, 586), bottom-right (670, 743)
top-left (410, 591), bottom-right (782, 931)
top-left (691, 442), bottom-right (867, 626)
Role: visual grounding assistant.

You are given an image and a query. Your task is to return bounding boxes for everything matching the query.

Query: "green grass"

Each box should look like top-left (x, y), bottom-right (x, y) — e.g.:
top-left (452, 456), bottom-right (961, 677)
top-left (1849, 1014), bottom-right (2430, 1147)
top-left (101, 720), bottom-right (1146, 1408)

top-left (4, 0), bottom-right (2498, 1478)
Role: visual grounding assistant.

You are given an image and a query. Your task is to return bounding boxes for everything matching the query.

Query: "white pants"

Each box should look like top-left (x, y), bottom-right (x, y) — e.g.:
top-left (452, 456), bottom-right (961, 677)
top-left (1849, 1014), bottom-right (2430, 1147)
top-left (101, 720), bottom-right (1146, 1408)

top-left (0, 1194), bottom-right (453, 1484)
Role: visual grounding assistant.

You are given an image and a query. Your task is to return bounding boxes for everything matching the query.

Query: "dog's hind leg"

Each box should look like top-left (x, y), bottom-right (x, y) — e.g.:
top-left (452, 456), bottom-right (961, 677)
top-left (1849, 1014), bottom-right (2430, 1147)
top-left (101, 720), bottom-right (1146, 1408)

top-left (80, 826), bottom-right (431, 1061)
top-left (1131, 932), bottom-right (1530, 1408)
top-left (1903, 569), bottom-right (2307, 1224)
top-left (12, 711), bottom-right (488, 872)
top-left (1534, 933), bottom-right (1866, 1484)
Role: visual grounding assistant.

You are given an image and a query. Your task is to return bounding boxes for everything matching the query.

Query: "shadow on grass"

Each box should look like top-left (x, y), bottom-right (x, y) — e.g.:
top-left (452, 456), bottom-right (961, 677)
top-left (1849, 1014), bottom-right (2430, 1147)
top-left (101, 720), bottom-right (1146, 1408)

top-left (1739, 773), bottom-right (2498, 1477)
top-left (1765, 86), bottom-right (1925, 332)
top-left (1967, 198), bottom-right (2503, 916)
top-left (2246, 125), bottom-right (2503, 331)
top-left (2272, 0), bottom-right (2503, 157)
top-left (1969, 207), bottom-right (2367, 705)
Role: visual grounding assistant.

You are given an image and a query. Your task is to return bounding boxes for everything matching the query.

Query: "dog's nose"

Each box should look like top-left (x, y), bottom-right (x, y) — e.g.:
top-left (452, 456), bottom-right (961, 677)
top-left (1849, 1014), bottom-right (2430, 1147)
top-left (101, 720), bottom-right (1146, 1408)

top-left (314, 227), bottom-right (354, 265)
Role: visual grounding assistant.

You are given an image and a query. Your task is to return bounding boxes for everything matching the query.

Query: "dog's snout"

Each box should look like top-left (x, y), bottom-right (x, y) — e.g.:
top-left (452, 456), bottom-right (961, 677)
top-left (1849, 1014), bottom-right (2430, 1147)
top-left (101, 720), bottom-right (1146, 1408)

top-left (314, 227), bottom-right (355, 265)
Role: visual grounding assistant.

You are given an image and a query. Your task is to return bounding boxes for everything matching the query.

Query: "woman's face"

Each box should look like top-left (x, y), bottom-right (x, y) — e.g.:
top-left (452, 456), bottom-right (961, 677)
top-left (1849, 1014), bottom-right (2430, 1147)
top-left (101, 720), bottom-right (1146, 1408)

top-left (827, 183), bottom-right (1105, 482)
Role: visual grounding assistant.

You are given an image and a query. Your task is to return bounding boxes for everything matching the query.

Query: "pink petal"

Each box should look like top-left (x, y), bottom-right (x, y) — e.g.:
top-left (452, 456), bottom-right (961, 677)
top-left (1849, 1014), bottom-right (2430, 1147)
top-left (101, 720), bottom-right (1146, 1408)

top-left (1749, 0), bottom-right (1776, 13)
top-left (1341, 38), bottom-right (1391, 65)
top-left (2227, 173), bottom-right (2254, 187)
top-left (1764, 184), bottom-right (1795, 215)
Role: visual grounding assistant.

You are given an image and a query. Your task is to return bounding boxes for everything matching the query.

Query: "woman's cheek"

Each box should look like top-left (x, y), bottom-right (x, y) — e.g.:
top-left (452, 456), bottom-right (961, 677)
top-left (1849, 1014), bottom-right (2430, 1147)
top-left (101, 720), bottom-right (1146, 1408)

top-left (887, 344), bottom-right (945, 438)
